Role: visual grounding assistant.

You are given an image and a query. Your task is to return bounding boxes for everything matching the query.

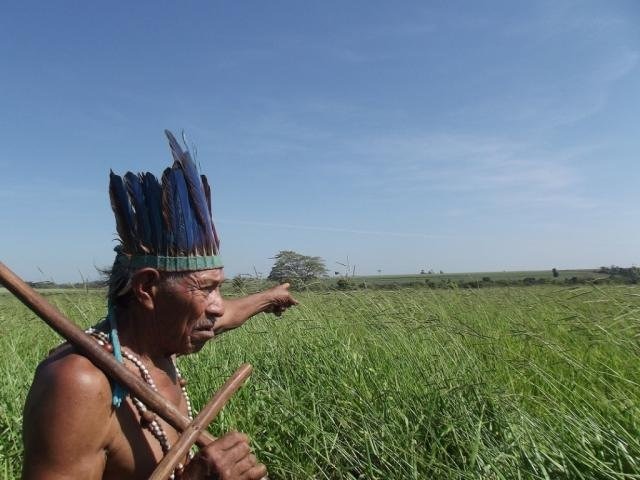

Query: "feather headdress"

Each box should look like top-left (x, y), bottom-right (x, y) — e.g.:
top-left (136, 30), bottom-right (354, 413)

top-left (109, 130), bottom-right (222, 272)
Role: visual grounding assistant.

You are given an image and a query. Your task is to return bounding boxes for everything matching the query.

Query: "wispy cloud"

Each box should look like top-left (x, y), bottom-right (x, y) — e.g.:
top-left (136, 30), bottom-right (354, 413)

top-left (353, 17), bottom-right (437, 40)
top-left (502, 2), bottom-right (629, 39)
top-left (449, 44), bottom-right (639, 131)
top-left (496, 4), bottom-right (638, 128)
top-left (595, 49), bottom-right (639, 83)
top-left (219, 218), bottom-right (449, 239)
top-left (0, 182), bottom-right (101, 200)
top-left (331, 132), bottom-right (595, 210)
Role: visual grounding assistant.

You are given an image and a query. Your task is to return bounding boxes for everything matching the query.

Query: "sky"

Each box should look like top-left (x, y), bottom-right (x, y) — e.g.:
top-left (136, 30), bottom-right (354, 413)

top-left (1, 1), bottom-right (639, 283)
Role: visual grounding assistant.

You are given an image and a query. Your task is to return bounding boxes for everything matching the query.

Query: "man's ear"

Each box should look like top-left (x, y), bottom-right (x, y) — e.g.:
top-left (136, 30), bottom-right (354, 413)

top-left (130, 268), bottom-right (161, 311)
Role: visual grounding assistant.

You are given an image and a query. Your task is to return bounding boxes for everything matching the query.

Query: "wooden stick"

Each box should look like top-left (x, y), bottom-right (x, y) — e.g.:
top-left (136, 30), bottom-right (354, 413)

top-left (0, 261), bottom-right (218, 448)
top-left (149, 364), bottom-right (253, 480)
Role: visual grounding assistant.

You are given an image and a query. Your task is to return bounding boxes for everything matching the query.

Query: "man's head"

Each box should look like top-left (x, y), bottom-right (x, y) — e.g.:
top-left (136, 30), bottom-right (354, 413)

top-left (125, 267), bottom-right (226, 354)
top-left (105, 131), bottom-right (223, 404)
top-left (107, 130), bottom-right (222, 310)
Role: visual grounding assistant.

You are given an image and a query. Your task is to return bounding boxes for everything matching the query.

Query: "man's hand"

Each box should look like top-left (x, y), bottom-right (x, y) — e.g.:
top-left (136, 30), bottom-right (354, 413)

top-left (183, 431), bottom-right (267, 480)
top-left (262, 283), bottom-right (298, 317)
top-left (214, 283), bottom-right (299, 335)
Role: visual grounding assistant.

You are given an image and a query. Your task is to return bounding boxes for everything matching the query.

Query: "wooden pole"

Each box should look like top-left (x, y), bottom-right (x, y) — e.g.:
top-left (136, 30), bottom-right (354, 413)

top-left (149, 364), bottom-right (253, 480)
top-left (0, 261), bottom-right (218, 448)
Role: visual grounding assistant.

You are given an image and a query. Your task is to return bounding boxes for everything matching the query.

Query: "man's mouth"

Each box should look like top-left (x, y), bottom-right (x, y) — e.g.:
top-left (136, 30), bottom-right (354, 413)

top-left (191, 322), bottom-right (215, 342)
top-left (190, 329), bottom-right (215, 343)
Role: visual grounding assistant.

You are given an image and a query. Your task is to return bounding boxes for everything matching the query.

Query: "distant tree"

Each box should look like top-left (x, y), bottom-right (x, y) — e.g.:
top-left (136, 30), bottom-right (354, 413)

top-left (420, 269), bottom-right (426, 275)
top-left (552, 268), bottom-right (559, 278)
top-left (268, 250), bottom-right (327, 284)
top-left (27, 281), bottom-right (55, 289)
top-left (600, 265), bottom-right (640, 284)
top-left (336, 278), bottom-right (354, 290)
top-left (439, 270), bottom-right (444, 275)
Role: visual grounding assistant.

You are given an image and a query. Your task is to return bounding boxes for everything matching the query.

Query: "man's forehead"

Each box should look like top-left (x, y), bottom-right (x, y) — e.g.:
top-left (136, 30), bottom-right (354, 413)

top-left (189, 268), bottom-right (225, 285)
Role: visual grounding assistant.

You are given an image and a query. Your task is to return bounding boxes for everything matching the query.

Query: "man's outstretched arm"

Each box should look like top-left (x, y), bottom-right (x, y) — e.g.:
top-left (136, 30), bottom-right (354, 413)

top-left (213, 283), bottom-right (298, 335)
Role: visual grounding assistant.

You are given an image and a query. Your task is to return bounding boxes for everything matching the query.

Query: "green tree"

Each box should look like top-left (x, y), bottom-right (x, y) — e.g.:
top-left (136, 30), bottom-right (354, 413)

top-left (268, 250), bottom-right (327, 284)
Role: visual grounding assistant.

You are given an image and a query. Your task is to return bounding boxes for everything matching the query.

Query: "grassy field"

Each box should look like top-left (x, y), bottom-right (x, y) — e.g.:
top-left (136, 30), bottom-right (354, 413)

top-left (1, 285), bottom-right (639, 479)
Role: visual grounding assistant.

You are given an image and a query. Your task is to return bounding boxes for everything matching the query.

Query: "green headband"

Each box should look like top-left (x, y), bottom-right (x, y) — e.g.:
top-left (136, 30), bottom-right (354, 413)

top-left (115, 252), bottom-right (224, 272)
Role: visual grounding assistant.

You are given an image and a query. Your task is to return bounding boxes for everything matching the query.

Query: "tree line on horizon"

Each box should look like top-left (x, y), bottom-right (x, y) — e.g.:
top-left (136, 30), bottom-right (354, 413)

top-left (20, 252), bottom-right (639, 291)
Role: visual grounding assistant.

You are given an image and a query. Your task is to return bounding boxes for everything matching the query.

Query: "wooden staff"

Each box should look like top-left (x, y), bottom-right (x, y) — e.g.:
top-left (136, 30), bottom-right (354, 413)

top-left (149, 364), bottom-right (253, 480)
top-left (0, 261), bottom-right (224, 448)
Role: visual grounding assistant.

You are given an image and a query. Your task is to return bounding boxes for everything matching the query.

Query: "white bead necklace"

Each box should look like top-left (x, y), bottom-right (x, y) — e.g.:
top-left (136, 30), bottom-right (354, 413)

top-left (86, 328), bottom-right (195, 479)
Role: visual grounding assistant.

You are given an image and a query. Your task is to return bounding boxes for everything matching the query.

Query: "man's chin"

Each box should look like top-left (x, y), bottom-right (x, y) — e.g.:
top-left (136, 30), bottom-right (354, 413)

top-left (186, 331), bottom-right (215, 353)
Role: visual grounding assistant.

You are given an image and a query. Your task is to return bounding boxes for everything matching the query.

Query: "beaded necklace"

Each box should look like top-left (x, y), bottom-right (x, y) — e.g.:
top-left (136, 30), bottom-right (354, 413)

top-left (86, 327), bottom-right (194, 479)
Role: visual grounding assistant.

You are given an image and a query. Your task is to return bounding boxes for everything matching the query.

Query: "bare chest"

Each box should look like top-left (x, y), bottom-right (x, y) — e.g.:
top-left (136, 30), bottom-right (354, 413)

top-left (102, 376), bottom-right (192, 479)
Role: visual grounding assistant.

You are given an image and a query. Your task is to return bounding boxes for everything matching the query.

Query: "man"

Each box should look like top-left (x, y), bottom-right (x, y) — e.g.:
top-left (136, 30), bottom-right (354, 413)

top-left (22, 132), bottom-right (297, 479)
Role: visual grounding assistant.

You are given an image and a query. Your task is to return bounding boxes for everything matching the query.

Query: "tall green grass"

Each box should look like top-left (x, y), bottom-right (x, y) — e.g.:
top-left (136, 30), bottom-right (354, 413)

top-left (1, 285), bottom-right (638, 479)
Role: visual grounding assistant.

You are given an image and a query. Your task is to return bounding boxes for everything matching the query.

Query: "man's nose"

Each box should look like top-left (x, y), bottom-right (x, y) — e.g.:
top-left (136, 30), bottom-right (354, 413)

top-left (206, 293), bottom-right (225, 318)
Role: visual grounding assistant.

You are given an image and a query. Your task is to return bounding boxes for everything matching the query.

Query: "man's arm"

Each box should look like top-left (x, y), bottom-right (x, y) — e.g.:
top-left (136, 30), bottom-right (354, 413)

top-left (214, 283), bottom-right (298, 335)
top-left (22, 353), bottom-right (113, 480)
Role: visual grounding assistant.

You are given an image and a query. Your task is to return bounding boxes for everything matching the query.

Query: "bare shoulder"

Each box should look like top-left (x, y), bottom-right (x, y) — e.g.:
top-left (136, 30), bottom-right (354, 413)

top-left (27, 349), bottom-right (113, 412)
top-left (23, 350), bottom-right (114, 479)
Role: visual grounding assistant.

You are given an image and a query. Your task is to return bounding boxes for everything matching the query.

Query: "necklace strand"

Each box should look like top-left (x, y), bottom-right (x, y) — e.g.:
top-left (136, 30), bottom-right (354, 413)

top-left (86, 328), bottom-right (194, 479)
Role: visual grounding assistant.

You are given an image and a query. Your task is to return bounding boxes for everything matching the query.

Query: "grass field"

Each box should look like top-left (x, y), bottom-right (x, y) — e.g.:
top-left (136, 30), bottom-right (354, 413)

top-left (1, 284), bottom-right (639, 479)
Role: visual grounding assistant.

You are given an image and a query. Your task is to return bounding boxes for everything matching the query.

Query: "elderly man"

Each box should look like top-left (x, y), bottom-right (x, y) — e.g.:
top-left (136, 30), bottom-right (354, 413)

top-left (22, 132), bottom-right (297, 479)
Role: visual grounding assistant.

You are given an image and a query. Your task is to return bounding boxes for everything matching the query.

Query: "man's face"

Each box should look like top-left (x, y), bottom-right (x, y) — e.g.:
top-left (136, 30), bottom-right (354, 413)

top-left (155, 268), bottom-right (225, 355)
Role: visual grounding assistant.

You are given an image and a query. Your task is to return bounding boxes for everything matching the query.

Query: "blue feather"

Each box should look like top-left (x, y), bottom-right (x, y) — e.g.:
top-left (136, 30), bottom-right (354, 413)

top-left (124, 172), bottom-right (151, 252)
top-left (201, 174), bottom-right (212, 216)
top-left (164, 130), bottom-right (184, 165)
top-left (200, 175), bottom-right (220, 252)
top-left (109, 171), bottom-right (136, 250)
top-left (161, 168), bottom-right (177, 255)
top-left (142, 173), bottom-right (164, 253)
top-left (171, 169), bottom-right (195, 254)
top-left (165, 130), bottom-right (214, 254)
top-left (181, 152), bottom-right (213, 252)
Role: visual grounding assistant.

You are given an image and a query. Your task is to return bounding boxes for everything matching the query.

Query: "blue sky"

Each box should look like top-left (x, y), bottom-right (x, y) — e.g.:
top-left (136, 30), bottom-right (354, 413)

top-left (1, 1), bottom-right (639, 282)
